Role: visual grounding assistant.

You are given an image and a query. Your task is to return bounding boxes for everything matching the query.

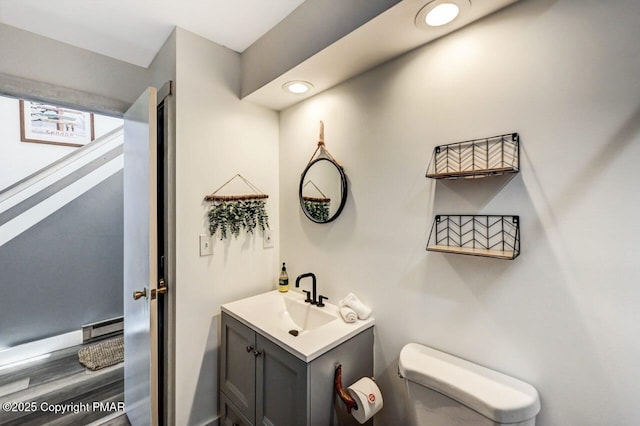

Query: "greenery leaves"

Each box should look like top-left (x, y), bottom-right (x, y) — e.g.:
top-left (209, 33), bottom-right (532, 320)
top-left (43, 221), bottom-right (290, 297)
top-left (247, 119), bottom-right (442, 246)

top-left (208, 199), bottom-right (270, 240)
top-left (303, 200), bottom-right (330, 222)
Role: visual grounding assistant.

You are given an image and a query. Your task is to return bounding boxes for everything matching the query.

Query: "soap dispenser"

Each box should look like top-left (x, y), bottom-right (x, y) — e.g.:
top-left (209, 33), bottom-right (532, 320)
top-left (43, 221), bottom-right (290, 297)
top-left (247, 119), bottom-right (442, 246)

top-left (278, 262), bottom-right (289, 293)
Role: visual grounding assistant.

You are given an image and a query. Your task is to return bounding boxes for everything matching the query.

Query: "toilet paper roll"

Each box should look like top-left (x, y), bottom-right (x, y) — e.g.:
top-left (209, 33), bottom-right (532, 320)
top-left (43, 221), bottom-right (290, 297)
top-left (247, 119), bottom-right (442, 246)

top-left (347, 377), bottom-right (383, 424)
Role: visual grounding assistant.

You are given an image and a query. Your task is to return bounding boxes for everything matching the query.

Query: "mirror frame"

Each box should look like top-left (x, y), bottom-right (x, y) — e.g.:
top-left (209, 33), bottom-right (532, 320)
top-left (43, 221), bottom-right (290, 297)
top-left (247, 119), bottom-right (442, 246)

top-left (299, 157), bottom-right (348, 223)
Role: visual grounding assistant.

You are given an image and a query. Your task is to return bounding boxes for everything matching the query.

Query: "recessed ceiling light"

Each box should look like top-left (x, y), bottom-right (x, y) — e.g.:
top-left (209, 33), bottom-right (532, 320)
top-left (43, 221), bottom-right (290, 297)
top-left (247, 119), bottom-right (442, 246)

top-left (415, 1), bottom-right (470, 29)
top-left (283, 81), bottom-right (313, 94)
top-left (426, 3), bottom-right (460, 26)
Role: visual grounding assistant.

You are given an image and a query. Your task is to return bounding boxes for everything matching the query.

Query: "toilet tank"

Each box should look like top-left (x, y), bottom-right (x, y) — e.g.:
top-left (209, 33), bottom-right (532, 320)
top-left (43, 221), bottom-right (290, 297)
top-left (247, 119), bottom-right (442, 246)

top-left (398, 343), bottom-right (540, 426)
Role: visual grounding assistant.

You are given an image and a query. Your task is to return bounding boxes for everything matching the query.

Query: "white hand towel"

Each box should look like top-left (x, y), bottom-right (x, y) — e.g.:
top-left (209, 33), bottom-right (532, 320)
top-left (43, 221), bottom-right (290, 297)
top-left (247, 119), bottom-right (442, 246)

top-left (340, 292), bottom-right (372, 320)
top-left (339, 306), bottom-right (358, 323)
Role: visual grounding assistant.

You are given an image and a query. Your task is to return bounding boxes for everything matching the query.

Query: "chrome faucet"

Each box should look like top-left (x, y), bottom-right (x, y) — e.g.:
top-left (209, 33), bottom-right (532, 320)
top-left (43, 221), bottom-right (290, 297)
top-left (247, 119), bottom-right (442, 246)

top-left (295, 273), bottom-right (317, 305)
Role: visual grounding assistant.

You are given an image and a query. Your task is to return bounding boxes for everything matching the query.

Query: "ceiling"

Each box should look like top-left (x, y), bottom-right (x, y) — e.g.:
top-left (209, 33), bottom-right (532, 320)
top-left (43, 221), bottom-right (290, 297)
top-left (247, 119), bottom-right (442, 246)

top-left (244, 0), bottom-right (521, 110)
top-left (0, 0), bottom-right (306, 67)
top-left (0, 0), bottom-right (522, 111)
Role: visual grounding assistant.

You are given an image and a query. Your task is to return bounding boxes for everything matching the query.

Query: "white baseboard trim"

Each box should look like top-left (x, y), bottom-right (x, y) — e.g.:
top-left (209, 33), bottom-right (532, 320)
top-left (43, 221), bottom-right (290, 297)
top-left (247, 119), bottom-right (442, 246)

top-left (0, 377), bottom-right (30, 398)
top-left (85, 411), bottom-right (126, 426)
top-left (0, 131), bottom-right (123, 212)
top-left (0, 330), bottom-right (82, 368)
top-left (0, 155), bottom-right (123, 247)
top-left (196, 415), bottom-right (220, 426)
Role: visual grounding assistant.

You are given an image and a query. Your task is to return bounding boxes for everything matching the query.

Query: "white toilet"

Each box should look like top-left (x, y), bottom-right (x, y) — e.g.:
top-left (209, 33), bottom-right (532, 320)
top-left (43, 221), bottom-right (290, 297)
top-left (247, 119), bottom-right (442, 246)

top-left (399, 343), bottom-right (541, 426)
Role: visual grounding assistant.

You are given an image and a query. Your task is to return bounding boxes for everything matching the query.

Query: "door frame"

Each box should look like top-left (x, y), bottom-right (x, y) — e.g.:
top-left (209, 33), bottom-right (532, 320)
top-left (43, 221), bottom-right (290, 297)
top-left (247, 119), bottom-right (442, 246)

top-left (157, 81), bottom-right (176, 426)
top-left (0, 77), bottom-right (176, 426)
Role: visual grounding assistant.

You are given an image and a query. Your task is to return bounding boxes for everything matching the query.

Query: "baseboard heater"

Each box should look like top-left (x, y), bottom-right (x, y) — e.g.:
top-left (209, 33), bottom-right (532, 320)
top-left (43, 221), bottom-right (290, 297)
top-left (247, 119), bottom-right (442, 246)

top-left (82, 316), bottom-right (123, 343)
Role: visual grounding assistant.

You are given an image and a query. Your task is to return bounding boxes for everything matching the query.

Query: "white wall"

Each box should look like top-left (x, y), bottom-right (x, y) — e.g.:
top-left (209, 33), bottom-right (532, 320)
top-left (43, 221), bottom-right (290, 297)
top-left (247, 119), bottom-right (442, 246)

top-left (173, 28), bottom-right (280, 426)
top-left (0, 95), bottom-right (122, 189)
top-left (279, 0), bottom-right (640, 425)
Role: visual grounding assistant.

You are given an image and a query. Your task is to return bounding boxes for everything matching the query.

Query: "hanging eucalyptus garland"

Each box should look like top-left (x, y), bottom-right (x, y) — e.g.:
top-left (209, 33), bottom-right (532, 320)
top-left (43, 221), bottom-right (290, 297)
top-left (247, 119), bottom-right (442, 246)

top-left (208, 199), bottom-right (270, 240)
top-left (303, 199), bottom-right (330, 222)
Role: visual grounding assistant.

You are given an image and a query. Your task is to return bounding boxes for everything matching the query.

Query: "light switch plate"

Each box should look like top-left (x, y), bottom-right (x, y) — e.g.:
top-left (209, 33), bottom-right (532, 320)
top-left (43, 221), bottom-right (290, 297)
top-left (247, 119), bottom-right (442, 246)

top-left (263, 229), bottom-right (274, 248)
top-left (199, 234), bottom-right (213, 256)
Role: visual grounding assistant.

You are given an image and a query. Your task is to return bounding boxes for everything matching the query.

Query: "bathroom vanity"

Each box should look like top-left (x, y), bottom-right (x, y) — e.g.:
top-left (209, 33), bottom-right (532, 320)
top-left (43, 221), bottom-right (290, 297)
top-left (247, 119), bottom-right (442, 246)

top-left (220, 290), bottom-right (375, 426)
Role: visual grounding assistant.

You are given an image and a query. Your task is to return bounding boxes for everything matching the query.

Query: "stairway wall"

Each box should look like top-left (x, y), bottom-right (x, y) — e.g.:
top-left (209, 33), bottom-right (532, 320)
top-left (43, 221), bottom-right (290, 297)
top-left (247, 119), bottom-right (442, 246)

top-left (0, 171), bottom-right (123, 348)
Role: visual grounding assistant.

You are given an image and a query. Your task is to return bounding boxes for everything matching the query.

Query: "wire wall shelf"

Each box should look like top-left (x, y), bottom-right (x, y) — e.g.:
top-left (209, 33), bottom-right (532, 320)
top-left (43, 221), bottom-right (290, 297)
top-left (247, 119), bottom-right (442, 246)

top-left (426, 133), bottom-right (520, 179)
top-left (426, 215), bottom-right (520, 260)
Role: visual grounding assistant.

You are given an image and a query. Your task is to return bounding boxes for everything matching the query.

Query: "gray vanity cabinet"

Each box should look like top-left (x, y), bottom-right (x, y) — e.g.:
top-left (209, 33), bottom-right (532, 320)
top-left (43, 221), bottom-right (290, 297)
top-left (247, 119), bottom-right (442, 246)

top-left (220, 311), bottom-right (373, 426)
top-left (220, 312), bottom-right (374, 426)
top-left (221, 313), bottom-right (307, 426)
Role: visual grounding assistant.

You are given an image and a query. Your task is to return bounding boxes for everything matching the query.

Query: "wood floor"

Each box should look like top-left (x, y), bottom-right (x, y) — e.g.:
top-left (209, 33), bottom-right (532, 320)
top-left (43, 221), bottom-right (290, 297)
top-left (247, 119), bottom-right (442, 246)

top-left (0, 343), bottom-right (127, 426)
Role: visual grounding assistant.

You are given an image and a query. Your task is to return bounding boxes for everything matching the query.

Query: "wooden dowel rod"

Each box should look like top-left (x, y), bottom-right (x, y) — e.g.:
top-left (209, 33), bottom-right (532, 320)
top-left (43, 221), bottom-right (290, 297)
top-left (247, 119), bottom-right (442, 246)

top-left (302, 196), bottom-right (331, 202)
top-left (204, 194), bottom-right (269, 202)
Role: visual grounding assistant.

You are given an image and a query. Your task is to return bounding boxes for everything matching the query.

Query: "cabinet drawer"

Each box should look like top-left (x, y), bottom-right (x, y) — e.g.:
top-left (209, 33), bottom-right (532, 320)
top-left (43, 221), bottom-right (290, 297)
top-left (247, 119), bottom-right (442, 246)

top-left (221, 393), bottom-right (253, 426)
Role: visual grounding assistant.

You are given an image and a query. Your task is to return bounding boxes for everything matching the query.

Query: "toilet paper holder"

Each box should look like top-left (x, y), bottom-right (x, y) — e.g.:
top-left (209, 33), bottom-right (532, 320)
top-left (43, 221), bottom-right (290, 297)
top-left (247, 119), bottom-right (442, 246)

top-left (335, 364), bottom-right (358, 413)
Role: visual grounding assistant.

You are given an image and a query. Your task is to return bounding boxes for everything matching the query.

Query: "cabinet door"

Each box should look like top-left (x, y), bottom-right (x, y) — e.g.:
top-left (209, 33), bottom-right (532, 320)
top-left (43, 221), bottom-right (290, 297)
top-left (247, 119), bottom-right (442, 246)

top-left (221, 392), bottom-right (253, 426)
top-left (255, 334), bottom-right (308, 426)
top-left (221, 313), bottom-right (256, 423)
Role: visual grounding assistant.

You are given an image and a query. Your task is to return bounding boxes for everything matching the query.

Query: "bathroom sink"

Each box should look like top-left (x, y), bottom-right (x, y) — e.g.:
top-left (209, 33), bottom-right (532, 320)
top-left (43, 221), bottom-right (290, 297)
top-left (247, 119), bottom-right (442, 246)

top-left (279, 296), bottom-right (336, 332)
top-left (234, 291), bottom-right (336, 335)
top-left (221, 290), bottom-right (375, 362)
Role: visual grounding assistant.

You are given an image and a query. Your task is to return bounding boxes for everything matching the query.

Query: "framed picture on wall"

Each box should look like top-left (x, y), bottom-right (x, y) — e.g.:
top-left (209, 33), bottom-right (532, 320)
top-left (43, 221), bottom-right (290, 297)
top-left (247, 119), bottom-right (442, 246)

top-left (19, 100), bottom-right (95, 147)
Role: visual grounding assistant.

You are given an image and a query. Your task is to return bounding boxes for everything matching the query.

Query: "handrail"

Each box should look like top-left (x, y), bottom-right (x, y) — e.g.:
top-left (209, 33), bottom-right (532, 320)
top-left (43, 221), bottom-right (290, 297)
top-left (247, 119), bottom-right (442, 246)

top-left (0, 126), bottom-right (123, 205)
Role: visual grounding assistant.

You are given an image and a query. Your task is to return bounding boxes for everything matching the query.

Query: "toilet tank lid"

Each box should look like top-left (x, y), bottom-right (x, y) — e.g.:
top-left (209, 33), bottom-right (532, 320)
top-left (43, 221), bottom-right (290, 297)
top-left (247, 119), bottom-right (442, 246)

top-left (399, 343), bottom-right (540, 424)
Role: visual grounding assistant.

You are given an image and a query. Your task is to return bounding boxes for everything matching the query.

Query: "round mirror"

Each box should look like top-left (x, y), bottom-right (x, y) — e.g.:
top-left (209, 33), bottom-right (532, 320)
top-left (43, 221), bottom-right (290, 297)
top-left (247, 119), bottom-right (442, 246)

top-left (299, 157), bottom-right (348, 223)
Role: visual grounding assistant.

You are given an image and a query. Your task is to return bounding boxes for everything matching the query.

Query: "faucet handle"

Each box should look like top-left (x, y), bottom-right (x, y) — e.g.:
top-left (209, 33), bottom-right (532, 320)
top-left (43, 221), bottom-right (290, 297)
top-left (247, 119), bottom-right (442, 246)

top-left (317, 295), bottom-right (329, 307)
top-left (303, 290), bottom-right (312, 303)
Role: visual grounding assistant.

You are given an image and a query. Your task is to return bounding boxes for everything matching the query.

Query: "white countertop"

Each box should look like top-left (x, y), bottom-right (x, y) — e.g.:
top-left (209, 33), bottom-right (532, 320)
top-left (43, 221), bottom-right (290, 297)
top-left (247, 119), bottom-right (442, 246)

top-left (221, 290), bottom-right (374, 362)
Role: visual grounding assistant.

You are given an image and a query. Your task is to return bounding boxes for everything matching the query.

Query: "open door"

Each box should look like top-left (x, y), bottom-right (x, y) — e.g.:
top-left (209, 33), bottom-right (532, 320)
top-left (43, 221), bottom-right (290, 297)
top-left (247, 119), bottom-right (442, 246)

top-left (123, 87), bottom-right (159, 425)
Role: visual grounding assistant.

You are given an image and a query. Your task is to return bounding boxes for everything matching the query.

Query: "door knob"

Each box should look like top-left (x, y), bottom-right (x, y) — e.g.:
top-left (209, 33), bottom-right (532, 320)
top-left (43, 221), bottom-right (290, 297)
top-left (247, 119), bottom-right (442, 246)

top-left (133, 288), bottom-right (147, 300)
